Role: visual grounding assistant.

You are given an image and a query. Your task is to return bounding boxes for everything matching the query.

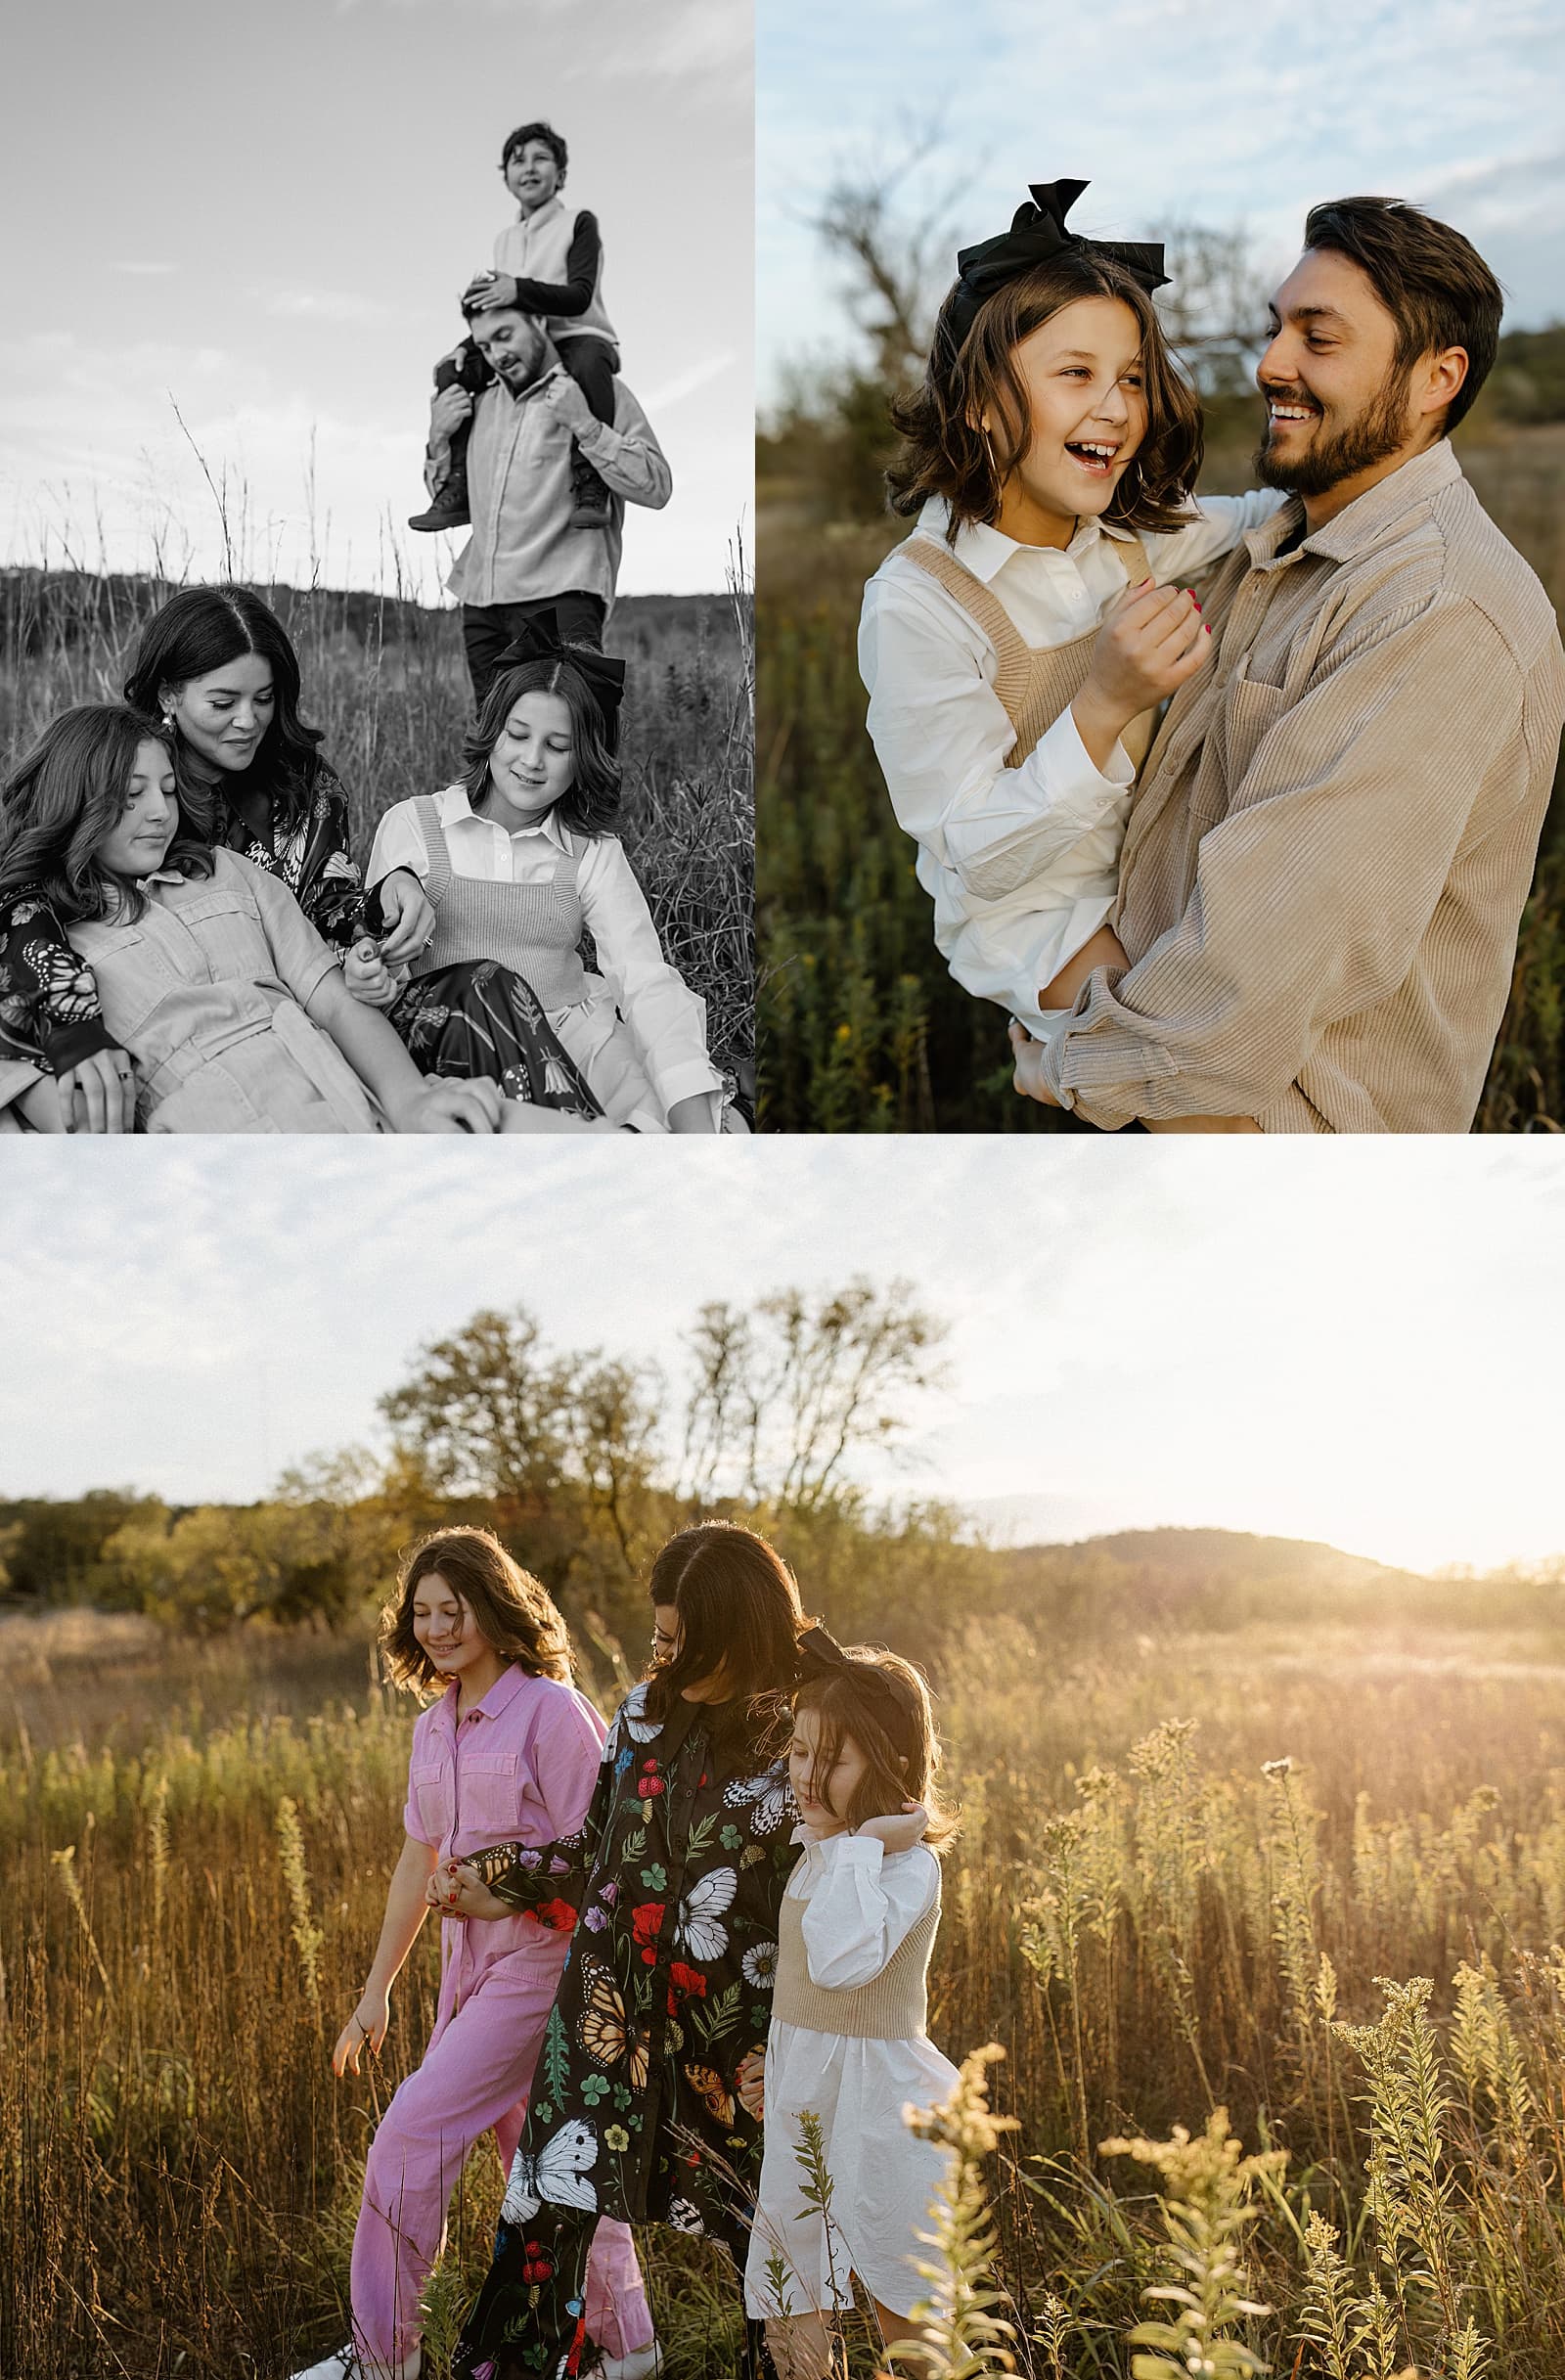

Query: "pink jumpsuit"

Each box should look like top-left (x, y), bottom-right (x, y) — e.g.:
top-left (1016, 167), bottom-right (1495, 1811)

top-left (350, 1665), bottom-right (652, 2368)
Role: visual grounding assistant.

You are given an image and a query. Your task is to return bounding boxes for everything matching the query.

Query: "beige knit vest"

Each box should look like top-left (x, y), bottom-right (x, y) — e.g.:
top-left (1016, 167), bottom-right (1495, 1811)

top-left (901, 530), bottom-right (1157, 777)
top-left (410, 794), bottom-right (590, 1010)
top-left (772, 1884), bottom-right (940, 2041)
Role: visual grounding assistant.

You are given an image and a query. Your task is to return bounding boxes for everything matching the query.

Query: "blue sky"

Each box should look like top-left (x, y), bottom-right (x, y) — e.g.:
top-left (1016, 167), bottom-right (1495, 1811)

top-left (1, 0), bottom-right (751, 597)
top-left (759, 0), bottom-right (1565, 410)
top-left (3, 1138), bottom-right (1562, 1576)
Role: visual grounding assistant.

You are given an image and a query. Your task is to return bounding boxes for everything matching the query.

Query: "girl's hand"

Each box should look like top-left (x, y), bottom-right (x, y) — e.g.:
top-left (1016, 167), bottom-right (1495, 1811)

top-left (58, 1046), bottom-right (137, 1134)
top-left (735, 2047), bottom-right (766, 2122)
top-left (388, 1077), bottom-right (505, 1135)
top-left (856, 1800), bottom-right (930, 1854)
top-left (342, 940), bottom-right (399, 1008)
top-left (426, 1860), bottom-right (513, 1921)
top-left (375, 871), bottom-right (436, 966)
top-left (333, 1991), bottom-right (390, 2078)
top-left (1009, 1019), bottom-right (1061, 1107)
top-left (1072, 579), bottom-right (1211, 766)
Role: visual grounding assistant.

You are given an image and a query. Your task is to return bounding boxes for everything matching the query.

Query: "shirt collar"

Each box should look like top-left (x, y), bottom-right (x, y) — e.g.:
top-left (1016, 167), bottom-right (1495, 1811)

top-left (436, 1660), bottom-right (533, 1734)
top-left (438, 780), bottom-right (571, 849)
top-left (917, 495), bottom-right (1137, 585)
top-left (1246, 441), bottom-right (1462, 570)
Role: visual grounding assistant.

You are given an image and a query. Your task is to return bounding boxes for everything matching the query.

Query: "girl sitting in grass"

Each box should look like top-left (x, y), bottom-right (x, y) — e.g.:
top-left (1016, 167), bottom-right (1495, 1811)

top-left (738, 1637), bottom-right (957, 2380)
top-left (350, 625), bottom-right (730, 1133)
top-left (0, 705), bottom-right (608, 1133)
top-left (291, 1529), bottom-right (653, 2380)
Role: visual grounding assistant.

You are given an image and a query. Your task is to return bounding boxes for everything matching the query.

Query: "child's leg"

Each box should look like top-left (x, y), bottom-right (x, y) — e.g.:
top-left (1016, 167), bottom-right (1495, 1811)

top-left (409, 342), bottom-right (492, 533)
top-left (763, 2313), bottom-right (843, 2380)
top-left (872, 2299), bottom-right (941, 2369)
top-left (557, 336), bottom-right (619, 527)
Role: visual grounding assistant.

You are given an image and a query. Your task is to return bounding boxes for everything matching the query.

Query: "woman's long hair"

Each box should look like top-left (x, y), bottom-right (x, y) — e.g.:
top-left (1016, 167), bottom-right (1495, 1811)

top-left (459, 657), bottom-right (622, 838)
top-left (643, 1520), bottom-right (807, 1755)
top-left (887, 249), bottom-right (1204, 541)
top-left (122, 585), bottom-right (325, 834)
top-left (0, 704), bottom-right (212, 924)
top-left (379, 1525), bottom-right (573, 1696)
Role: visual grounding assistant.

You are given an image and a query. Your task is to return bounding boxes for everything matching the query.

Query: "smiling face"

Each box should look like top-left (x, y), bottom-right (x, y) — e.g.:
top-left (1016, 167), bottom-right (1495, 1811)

top-left (505, 138), bottom-right (561, 215)
top-left (470, 307), bottom-right (549, 393)
top-left (985, 295), bottom-right (1149, 548)
top-left (482, 689), bottom-right (575, 829)
top-left (97, 738), bottom-right (179, 880)
top-left (788, 1705), bottom-right (870, 1836)
top-left (159, 651), bottom-right (275, 779)
top-left (1255, 248), bottom-right (1431, 509)
top-left (411, 1569), bottom-right (501, 1694)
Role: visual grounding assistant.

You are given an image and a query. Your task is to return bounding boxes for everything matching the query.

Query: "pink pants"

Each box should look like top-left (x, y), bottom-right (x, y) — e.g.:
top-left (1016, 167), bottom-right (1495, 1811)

top-left (350, 1951), bottom-right (651, 2367)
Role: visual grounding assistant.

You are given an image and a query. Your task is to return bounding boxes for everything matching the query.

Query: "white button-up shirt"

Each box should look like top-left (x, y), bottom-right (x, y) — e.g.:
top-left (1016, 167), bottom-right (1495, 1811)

top-left (858, 490), bottom-right (1287, 1030)
top-left (444, 366), bottom-right (672, 613)
top-left (369, 785), bottom-right (723, 1126)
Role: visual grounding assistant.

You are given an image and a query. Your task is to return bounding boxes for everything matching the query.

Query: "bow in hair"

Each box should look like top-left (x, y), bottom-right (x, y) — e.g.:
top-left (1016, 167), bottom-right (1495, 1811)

top-left (495, 618), bottom-right (628, 732)
top-left (948, 177), bottom-right (1170, 347)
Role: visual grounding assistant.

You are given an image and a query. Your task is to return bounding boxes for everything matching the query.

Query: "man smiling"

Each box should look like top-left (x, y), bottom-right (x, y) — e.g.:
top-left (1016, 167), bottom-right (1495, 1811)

top-left (1012, 196), bottom-right (1565, 1132)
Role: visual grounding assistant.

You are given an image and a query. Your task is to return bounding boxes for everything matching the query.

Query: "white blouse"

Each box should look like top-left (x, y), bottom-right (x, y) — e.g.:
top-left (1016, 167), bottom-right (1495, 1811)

top-left (743, 1829), bottom-right (959, 2323)
top-left (858, 489), bottom-right (1288, 1031)
top-left (368, 785), bottom-right (723, 1126)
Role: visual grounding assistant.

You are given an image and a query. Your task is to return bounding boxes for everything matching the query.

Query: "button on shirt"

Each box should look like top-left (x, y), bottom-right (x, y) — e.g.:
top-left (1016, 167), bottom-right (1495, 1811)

top-left (403, 1665), bottom-right (608, 2001)
top-left (443, 368), bottom-right (671, 612)
top-left (369, 786), bottom-right (723, 1124)
top-left (859, 491), bottom-right (1287, 1029)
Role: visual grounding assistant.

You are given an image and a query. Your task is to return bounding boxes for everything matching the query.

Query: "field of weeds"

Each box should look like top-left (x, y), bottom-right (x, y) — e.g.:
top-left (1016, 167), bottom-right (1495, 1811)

top-left (8, 1611), bottom-right (1565, 2376)
top-left (0, 561), bottom-right (754, 1097)
top-left (757, 421), bottom-right (1565, 1133)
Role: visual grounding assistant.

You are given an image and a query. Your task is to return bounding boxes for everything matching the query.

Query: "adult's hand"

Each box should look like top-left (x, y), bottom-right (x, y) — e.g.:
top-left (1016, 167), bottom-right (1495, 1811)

top-left (1072, 579), bottom-right (1211, 769)
top-left (427, 1860), bottom-right (512, 1921)
top-left (389, 1076), bottom-right (505, 1135)
top-left (1009, 1019), bottom-right (1061, 1107)
top-left (58, 1047), bottom-right (136, 1133)
top-left (429, 384), bottom-right (474, 444)
top-left (342, 940), bottom-right (400, 1009)
top-left (376, 871), bottom-right (436, 965)
top-left (333, 1990), bottom-right (390, 2077)
top-left (735, 2047), bottom-right (766, 2121)
top-left (541, 371), bottom-right (595, 437)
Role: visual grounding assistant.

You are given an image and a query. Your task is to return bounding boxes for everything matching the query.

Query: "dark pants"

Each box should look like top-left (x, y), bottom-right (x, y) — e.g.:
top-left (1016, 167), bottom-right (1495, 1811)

top-left (462, 594), bottom-right (608, 705)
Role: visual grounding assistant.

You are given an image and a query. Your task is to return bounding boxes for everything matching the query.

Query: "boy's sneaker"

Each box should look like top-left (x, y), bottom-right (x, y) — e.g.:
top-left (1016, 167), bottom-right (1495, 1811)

top-left (408, 484), bottom-right (471, 532)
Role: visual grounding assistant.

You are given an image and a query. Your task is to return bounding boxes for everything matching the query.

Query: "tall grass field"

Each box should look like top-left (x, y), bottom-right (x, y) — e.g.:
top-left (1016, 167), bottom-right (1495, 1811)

top-left (8, 1602), bottom-right (1565, 2376)
top-left (757, 420), bottom-right (1565, 1133)
top-left (0, 562), bottom-right (754, 1096)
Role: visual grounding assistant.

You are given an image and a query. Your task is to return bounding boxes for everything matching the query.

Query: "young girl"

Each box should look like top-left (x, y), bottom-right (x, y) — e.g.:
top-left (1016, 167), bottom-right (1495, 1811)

top-left (859, 177), bottom-right (1282, 1128)
top-left (357, 629), bottom-right (728, 1133)
top-left (0, 706), bottom-right (604, 1134)
top-left (437, 1519), bottom-right (812, 2380)
top-left (741, 1639), bottom-right (958, 2380)
top-left (0, 586), bottom-right (434, 1124)
top-left (290, 1529), bottom-right (653, 2380)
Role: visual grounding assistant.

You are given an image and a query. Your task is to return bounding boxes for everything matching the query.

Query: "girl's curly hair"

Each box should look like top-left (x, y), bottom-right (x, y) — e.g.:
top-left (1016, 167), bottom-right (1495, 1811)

top-left (459, 657), bottom-right (621, 837)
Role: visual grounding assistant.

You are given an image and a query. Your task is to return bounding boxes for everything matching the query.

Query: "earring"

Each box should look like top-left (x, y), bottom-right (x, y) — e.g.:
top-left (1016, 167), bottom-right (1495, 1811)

top-left (160, 711), bottom-right (177, 736)
top-left (980, 426), bottom-right (1001, 487)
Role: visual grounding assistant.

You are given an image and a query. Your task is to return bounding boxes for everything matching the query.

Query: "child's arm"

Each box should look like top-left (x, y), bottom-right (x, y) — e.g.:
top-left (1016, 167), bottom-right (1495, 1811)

top-left (478, 209), bottom-right (604, 322)
top-left (333, 1831), bottom-right (438, 2075)
top-left (799, 1837), bottom-right (939, 1992)
top-left (439, 1719), bottom-right (621, 1922)
top-left (578, 837), bottom-right (724, 1131)
top-left (0, 890), bottom-right (136, 1131)
top-left (304, 965), bottom-right (502, 1133)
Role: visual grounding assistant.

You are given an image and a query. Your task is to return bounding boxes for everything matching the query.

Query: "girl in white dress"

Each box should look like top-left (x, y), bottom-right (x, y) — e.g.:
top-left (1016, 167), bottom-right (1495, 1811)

top-left (859, 177), bottom-right (1283, 1126)
top-left (740, 1637), bottom-right (959, 2380)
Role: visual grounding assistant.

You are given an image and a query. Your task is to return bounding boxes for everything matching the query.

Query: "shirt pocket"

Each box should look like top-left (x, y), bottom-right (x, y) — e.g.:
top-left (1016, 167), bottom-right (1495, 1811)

top-left (165, 881), bottom-right (275, 981)
top-left (409, 1759), bottom-right (453, 1846)
top-left (1219, 658), bottom-right (1291, 795)
top-left (456, 1748), bottom-right (522, 1839)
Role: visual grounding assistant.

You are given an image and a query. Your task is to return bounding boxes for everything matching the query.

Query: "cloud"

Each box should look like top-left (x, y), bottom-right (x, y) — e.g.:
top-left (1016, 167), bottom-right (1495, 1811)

top-left (266, 288), bottom-right (401, 330)
top-left (641, 349), bottom-right (739, 412)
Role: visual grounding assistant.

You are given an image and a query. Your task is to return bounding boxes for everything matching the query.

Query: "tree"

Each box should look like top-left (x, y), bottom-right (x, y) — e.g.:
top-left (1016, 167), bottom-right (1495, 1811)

top-left (683, 1277), bottom-right (949, 1513)
top-left (379, 1308), bottom-right (582, 1503)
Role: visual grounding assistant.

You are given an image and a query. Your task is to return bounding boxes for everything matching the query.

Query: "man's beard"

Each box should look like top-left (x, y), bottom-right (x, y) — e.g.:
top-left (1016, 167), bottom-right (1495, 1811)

top-left (1254, 368), bottom-right (1413, 499)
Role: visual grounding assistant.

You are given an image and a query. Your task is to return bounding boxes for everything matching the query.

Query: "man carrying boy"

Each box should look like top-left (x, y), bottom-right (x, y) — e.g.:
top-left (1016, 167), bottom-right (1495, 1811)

top-left (1010, 196), bottom-right (1565, 1133)
top-left (412, 121), bottom-right (620, 535)
top-left (424, 299), bottom-right (671, 701)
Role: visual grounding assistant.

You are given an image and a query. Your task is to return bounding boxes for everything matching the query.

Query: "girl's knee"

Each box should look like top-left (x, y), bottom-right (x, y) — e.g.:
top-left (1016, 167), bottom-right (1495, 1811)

top-left (764, 2313), bottom-right (840, 2380)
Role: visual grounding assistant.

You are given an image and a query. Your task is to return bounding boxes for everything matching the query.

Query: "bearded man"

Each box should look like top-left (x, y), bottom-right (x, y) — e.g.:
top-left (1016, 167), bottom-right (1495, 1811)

top-left (1012, 195), bottom-right (1565, 1132)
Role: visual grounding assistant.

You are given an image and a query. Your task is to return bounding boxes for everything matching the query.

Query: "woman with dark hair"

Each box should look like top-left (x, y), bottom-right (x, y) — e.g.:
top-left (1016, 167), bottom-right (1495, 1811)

top-left (356, 626), bottom-right (727, 1131)
top-left (436, 1519), bottom-right (813, 2380)
top-left (0, 584), bottom-right (431, 1129)
top-left (859, 178), bottom-right (1283, 1125)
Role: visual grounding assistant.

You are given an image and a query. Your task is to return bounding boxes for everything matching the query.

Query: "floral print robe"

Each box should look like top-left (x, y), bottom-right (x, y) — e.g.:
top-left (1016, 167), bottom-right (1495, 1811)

top-left (470, 1678), bottom-right (799, 2231)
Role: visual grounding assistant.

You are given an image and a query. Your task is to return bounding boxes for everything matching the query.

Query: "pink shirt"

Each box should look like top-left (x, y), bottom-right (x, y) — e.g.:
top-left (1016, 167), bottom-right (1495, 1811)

top-left (403, 1663), bottom-right (606, 2000)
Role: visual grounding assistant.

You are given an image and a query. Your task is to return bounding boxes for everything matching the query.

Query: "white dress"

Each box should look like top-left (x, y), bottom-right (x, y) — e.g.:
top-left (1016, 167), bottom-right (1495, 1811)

top-left (743, 1830), bottom-right (959, 2321)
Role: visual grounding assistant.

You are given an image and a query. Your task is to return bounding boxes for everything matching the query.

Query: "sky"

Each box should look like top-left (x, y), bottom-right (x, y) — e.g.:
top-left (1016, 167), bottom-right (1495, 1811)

top-left (3, 1137), bottom-right (1563, 1579)
top-left (0, 0), bottom-right (751, 598)
top-left (758, 0), bottom-right (1565, 413)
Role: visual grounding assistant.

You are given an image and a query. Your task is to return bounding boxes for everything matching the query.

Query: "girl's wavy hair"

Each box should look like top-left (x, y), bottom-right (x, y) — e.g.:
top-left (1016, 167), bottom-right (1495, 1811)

top-left (459, 657), bottom-right (621, 837)
top-left (0, 704), bottom-right (212, 925)
top-left (123, 584), bottom-right (327, 838)
top-left (793, 1647), bottom-right (958, 1852)
top-left (643, 1520), bottom-right (808, 1757)
top-left (380, 1526), bottom-right (573, 1697)
top-left (887, 248), bottom-right (1204, 542)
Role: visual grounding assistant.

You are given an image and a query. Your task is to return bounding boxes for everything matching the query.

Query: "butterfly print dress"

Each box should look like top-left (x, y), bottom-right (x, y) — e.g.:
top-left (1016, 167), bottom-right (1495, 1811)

top-left (454, 1678), bottom-right (798, 2373)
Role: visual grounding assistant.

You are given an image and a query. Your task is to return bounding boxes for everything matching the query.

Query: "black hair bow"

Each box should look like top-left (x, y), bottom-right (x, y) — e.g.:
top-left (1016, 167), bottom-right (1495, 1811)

top-left (948, 178), bottom-right (1170, 348)
top-left (495, 619), bottom-right (628, 730)
top-left (794, 1626), bottom-right (907, 1729)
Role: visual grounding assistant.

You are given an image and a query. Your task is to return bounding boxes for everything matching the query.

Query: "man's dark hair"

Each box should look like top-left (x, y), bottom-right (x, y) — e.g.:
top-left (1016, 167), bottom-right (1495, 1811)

top-left (501, 121), bottom-right (567, 179)
top-left (1303, 196), bottom-right (1502, 435)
